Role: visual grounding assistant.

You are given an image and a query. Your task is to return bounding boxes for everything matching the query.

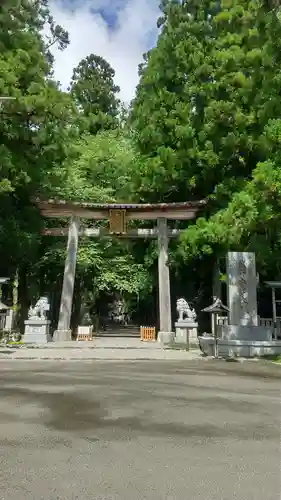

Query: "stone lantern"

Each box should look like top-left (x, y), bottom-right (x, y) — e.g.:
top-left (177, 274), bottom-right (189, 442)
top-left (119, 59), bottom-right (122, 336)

top-left (0, 300), bottom-right (9, 333)
top-left (202, 297), bottom-right (229, 357)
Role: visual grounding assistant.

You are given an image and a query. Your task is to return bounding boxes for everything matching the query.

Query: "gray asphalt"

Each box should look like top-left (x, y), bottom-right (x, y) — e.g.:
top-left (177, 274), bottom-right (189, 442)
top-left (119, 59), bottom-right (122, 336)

top-left (0, 359), bottom-right (280, 500)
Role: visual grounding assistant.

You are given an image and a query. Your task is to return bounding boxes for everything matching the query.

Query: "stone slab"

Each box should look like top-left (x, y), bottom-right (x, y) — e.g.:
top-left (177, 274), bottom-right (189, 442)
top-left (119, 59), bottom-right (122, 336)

top-left (198, 336), bottom-right (281, 358)
top-left (0, 347), bottom-right (202, 360)
top-left (43, 338), bottom-right (163, 349)
top-left (175, 321), bottom-right (198, 328)
top-left (221, 325), bottom-right (272, 341)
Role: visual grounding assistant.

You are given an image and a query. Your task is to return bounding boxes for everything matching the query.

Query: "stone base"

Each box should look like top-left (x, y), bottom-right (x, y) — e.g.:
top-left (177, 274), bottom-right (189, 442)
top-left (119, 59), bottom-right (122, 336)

top-left (175, 321), bottom-right (198, 349)
top-left (199, 336), bottom-right (281, 358)
top-left (221, 325), bottom-right (272, 341)
top-left (158, 331), bottom-right (175, 344)
top-left (53, 329), bottom-right (72, 342)
top-left (175, 327), bottom-right (188, 345)
top-left (23, 319), bottom-right (52, 344)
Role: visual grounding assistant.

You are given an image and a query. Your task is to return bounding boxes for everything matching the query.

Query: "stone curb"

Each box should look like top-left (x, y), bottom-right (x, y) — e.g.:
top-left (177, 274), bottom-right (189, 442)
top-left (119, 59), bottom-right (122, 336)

top-left (0, 356), bottom-right (201, 361)
top-left (1, 357), bottom-right (153, 360)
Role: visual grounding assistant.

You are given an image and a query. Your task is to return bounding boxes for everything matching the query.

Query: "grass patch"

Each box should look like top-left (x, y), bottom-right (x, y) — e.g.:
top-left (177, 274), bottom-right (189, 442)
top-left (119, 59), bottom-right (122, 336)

top-left (255, 354), bottom-right (281, 363)
top-left (271, 356), bottom-right (281, 363)
top-left (7, 341), bottom-right (24, 345)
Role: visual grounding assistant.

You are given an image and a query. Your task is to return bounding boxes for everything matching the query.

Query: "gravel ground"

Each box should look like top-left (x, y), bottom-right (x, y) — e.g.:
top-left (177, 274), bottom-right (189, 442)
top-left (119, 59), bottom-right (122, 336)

top-left (0, 359), bottom-right (280, 500)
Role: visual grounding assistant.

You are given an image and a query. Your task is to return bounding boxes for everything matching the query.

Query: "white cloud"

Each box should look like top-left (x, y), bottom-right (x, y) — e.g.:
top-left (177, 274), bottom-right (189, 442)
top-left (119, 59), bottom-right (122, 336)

top-left (49, 0), bottom-right (160, 104)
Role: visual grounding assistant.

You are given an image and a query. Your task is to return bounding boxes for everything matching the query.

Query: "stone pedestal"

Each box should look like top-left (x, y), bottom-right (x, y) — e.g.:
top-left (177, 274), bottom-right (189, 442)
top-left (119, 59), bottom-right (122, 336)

top-left (53, 329), bottom-right (72, 342)
top-left (175, 321), bottom-right (199, 349)
top-left (23, 319), bottom-right (52, 344)
top-left (158, 331), bottom-right (175, 344)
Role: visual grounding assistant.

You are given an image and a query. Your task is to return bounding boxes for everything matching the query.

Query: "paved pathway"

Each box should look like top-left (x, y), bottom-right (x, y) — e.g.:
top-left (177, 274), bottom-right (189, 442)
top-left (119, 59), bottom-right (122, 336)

top-left (0, 359), bottom-right (280, 499)
top-left (0, 338), bottom-right (202, 360)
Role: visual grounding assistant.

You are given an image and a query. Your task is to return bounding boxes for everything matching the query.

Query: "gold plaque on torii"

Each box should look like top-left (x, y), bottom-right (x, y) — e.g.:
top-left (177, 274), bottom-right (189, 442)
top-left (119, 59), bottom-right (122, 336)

top-left (109, 209), bottom-right (127, 234)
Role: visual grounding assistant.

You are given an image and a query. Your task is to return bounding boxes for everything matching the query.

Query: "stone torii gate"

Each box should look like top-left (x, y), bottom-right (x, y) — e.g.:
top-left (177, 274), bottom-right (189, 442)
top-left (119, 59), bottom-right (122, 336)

top-left (37, 200), bottom-right (205, 342)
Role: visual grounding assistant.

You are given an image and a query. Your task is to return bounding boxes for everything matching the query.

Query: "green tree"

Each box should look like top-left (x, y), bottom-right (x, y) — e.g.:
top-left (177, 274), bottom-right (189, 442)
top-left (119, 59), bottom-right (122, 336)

top-left (131, 1), bottom-right (281, 261)
top-left (37, 129), bottom-right (152, 327)
top-left (54, 129), bottom-right (144, 202)
top-left (128, 0), bottom-right (281, 311)
top-left (0, 0), bottom-right (75, 197)
top-left (70, 54), bottom-right (120, 134)
top-left (0, 0), bottom-right (76, 326)
top-left (180, 118), bottom-right (281, 277)
top-left (131, 0), bottom-right (281, 203)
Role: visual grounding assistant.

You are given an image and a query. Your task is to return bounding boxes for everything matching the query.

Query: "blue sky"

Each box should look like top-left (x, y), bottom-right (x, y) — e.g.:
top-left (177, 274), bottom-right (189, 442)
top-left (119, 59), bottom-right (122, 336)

top-left (49, 0), bottom-right (160, 103)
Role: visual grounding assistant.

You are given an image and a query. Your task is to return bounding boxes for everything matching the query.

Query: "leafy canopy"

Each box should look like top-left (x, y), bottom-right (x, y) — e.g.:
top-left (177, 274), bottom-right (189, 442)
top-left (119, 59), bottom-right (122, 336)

top-left (131, 0), bottom-right (281, 278)
top-left (0, 0), bottom-right (75, 269)
top-left (70, 54), bottom-right (121, 134)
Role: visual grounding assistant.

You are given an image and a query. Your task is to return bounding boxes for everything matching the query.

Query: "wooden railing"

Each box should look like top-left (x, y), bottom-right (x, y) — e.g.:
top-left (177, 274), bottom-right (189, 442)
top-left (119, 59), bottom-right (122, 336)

top-left (259, 318), bottom-right (280, 328)
top-left (140, 326), bottom-right (156, 341)
top-left (217, 316), bottom-right (281, 331)
top-left (76, 325), bottom-right (93, 341)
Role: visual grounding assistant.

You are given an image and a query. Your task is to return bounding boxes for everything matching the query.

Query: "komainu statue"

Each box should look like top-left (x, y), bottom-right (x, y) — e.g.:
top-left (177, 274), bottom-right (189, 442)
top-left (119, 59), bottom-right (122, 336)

top-left (28, 296), bottom-right (50, 320)
top-left (176, 298), bottom-right (197, 322)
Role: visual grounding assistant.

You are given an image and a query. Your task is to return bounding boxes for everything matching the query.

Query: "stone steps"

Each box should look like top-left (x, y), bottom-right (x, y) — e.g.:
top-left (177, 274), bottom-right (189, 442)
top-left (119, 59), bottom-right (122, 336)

top-left (95, 325), bottom-right (141, 338)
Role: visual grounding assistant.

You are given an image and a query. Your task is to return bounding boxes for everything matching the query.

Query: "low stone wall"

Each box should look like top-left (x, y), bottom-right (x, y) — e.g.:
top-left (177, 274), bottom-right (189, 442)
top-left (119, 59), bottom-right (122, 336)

top-left (198, 336), bottom-right (281, 358)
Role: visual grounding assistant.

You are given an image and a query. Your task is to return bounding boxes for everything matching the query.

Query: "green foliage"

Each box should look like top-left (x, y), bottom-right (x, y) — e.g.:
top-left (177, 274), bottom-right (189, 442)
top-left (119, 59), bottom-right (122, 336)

top-left (0, 0), bottom-right (153, 324)
top-left (38, 127), bottom-right (152, 308)
top-left (0, 0), bottom-right (75, 271)
top-left (54, 129), bottom-right (143, 203)
top-left (131, 0), bottom-right (281, 280)
top-left (180, 118), bottom-right (281, 275)
top-left (131, 0), bottom-right (281, 200)
top-left (6, 0), bottom-right (281, 324)
top-left (70, 54), bottom-right (120, 134)
top-left (39, 237), bottom-right (151, 306)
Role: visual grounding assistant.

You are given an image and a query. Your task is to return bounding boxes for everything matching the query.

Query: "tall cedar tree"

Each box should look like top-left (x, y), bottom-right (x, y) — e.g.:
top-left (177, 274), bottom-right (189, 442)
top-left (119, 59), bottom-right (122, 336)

top-left (131, 0), bottom-right (281, 206)
top-left (0, 0), bottom-right (74, 269)
top-left (131, 0), bottom-right (281, 277)
top-left (70, 54), bottom-right (121, 135)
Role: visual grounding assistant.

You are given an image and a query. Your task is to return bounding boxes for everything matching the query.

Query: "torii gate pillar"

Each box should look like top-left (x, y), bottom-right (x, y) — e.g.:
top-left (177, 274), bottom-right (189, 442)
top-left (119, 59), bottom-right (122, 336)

top-left (53, 217), bottom-right (79, 341)
top-left (157, 217), bottom-right (173, 343)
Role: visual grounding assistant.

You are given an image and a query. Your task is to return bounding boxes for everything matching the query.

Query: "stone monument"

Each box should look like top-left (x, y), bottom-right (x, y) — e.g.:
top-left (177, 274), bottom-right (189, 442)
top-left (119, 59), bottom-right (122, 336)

top-left (174, 298), bottom-right (198, 348)
top-left (23, 296), bottom-right (52, 344)
top-left (227, 251), bottom-right (258, 326)
top-left (199, 252), bottom-right (276, 357)
top-left (222, 252), bottom-right (272, 341)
